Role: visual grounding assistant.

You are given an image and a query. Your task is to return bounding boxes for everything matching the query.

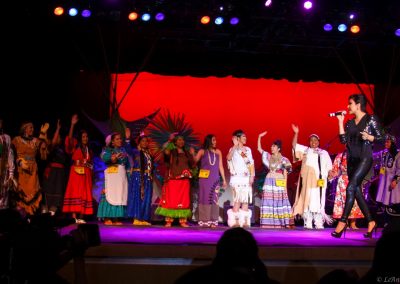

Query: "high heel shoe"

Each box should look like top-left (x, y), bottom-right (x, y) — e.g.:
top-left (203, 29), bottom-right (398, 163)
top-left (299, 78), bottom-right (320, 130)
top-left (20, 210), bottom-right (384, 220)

top-left (363, 221), bottom-right (378, 238)
top-left (331, 222), bottom-right (348, 238)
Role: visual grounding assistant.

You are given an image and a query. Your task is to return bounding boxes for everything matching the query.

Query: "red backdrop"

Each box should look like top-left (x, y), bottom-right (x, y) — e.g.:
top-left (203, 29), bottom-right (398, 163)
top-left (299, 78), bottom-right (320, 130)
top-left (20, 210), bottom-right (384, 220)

top-left (115, 72), bottom-right (373, 168)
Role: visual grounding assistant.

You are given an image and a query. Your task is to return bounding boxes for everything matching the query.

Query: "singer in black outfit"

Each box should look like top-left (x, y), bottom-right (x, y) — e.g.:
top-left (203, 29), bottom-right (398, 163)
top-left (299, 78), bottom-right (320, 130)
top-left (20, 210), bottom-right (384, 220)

top-left (331, 94), bottom-right (384, 238)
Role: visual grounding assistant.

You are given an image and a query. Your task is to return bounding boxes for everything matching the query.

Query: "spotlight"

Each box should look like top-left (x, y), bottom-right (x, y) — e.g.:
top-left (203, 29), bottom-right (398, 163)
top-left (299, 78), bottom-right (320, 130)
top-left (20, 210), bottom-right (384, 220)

top-left (215, 17), bottom-right (224, 25)
top-left (395, 28), bottom-right (400, 37)
top-left (323, 23), bottom-right (333, 32)
top-left (81, 9), bottom-right (91, 18)
top-left (68, 8), bottom-right (78, 17)
top-left (349, 13), bottom-right (356, 20)
top-left (350, 25), bottom-right (360, 34)
top-left (200, 16), bottom-right (211, 25)
top-left (338, 24), bottom-right (347, 32)
top-left (141, 13), bottom-right (151, 21)
top-left (128, 12), bottom-right (138, 21)
top-left (265, 0), bottom-right (272, 7)
top-left (54, 7), bottom-right (64, 16)
top-left (303, 1), bottom-right (313, 10)
top-left (230, 17), bottom-right (239, 25)
top-left (155, 12), bottom-right (165, 21)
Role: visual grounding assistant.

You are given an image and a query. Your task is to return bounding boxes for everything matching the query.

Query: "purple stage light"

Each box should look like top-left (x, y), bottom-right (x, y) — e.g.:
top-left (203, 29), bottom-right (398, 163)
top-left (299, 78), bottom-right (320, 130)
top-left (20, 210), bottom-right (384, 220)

top-left (230, 17), bottom-right (239, 25)
top-left (155, 13), bottom-right (165, 21)
top-left (323, 24), bottom-right (333, 32)
top-left (81, 9), bottom-right (91, 18)
top-left (395, 29), bottom-right (400, 37)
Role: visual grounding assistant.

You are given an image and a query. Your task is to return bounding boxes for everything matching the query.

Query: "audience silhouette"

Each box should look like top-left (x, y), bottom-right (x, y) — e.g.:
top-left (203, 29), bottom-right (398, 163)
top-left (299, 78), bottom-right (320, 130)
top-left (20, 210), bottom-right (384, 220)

top-left (358, 226), bottom-right (400, 283)
top-left (175, 227), bottom-right (278, 284)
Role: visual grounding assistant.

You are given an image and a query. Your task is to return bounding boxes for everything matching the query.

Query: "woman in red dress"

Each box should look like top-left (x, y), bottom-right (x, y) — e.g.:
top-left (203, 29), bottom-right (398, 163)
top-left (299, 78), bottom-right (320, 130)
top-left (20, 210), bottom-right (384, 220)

top-left (156, 134), bottom-right (196, 227)
top-left (62, 114), bottom-right (94, 223)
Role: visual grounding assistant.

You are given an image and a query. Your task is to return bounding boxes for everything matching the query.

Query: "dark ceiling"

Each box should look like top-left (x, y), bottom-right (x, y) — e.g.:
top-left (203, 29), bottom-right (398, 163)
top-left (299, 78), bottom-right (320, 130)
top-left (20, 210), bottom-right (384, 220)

top-left (2, 0), bottom-right (399, 136)
top-left (7, 0), bottom-right (400, 83)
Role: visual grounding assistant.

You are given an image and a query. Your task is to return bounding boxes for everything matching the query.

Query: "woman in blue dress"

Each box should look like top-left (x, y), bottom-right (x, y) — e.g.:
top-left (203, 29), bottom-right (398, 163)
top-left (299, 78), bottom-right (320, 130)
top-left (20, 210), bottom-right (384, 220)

top-left (127, 135), bottom-right (154, 226)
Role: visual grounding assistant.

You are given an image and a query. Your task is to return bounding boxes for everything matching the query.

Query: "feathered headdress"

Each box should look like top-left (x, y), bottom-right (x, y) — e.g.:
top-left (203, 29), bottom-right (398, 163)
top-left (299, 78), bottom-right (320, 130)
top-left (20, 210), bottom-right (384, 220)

top-left (146, 109), bottom-right (200, 161)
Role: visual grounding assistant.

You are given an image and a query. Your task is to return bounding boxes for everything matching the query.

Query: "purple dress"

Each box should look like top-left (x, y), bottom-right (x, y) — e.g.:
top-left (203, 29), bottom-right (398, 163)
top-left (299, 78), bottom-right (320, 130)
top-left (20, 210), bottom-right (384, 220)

top-left (198, 150), bottom-right (221, 226)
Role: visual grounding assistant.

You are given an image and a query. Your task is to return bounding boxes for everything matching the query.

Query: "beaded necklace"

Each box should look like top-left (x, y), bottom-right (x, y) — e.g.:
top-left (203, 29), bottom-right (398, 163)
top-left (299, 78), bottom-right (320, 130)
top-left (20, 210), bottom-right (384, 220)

top-left (208, 150), bottom-right (216, 166)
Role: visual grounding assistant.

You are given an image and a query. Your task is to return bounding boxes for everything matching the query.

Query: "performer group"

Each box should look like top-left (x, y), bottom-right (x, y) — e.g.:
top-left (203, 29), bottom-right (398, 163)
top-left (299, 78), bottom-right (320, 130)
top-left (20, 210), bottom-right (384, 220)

top-left (1, 93), bottom-right (399, 239)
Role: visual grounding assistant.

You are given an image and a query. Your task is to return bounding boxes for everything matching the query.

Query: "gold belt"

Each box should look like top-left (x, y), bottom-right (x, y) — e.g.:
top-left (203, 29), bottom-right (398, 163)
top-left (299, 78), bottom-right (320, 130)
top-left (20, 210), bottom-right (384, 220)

top-left (131, 169), bottom-right (150, 173)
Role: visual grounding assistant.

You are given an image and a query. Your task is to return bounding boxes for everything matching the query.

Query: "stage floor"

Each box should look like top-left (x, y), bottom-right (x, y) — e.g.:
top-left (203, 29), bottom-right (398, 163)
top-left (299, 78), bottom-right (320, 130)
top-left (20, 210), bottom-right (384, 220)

top-left (92, 223), bottom-right (379, 247)
top-left (58, 223), bottom-right (379, 284)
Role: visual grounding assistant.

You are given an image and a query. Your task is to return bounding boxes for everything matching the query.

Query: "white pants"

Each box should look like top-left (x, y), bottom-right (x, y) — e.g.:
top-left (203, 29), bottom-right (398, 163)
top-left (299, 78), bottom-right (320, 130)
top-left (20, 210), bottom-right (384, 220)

top-left (303, 211), bottom-right (324, 229)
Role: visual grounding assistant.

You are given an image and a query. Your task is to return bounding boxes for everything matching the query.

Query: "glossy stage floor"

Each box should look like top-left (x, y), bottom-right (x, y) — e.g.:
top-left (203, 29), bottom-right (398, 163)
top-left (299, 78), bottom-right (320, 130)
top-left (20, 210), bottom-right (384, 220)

top-left (57, 222), bottom-right (379, 284)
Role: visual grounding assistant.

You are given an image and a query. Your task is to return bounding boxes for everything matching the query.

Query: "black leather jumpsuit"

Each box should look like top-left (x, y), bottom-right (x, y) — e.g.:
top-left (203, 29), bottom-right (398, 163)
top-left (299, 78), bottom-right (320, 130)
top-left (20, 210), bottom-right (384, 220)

top-left (339, 114), bottom-right (384, 222)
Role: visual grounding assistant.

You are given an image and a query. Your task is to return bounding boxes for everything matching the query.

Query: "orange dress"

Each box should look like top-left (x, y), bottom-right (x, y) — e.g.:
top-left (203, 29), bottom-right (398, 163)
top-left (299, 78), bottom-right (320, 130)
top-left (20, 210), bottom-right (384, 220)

top-left (12, 136), bottom-right (42, 215)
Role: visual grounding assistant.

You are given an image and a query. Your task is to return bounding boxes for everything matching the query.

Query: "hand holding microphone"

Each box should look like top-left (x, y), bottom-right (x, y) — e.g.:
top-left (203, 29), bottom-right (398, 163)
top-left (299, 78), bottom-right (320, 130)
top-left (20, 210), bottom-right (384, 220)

top-left (328, 111), bottom-right (347, 117)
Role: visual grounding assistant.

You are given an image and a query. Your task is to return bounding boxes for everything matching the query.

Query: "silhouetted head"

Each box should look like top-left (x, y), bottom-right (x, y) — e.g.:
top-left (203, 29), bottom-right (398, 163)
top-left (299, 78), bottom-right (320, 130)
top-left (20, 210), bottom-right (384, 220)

top-left (317, 269), bottom-right (359, 284)
top-left (213, 227), bottom-right (259, 267)
top-left (372, 231), bottom-right (400, 273)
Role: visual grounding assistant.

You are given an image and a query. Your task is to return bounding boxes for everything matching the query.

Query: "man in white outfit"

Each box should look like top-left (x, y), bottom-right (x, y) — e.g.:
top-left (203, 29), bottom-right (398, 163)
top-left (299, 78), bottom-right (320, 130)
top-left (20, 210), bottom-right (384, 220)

top-left (226, 129), bottom-right (255, 228)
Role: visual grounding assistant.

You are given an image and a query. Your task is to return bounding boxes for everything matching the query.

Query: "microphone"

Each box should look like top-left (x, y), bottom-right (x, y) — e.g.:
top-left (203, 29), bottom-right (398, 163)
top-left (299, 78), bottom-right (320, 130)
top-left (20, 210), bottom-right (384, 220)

top-left (328, 111), bottom-right (347, 117)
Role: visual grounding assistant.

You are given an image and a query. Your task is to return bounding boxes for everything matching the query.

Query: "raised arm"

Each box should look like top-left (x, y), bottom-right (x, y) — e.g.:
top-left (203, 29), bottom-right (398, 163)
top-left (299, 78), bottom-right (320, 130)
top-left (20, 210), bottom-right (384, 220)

top-left (69, 114), bottom-right (78, 140)
top-left (257, 131), bottom-right (267, 154)
top-left (291, 124), bottom-right (299, 150)
top-left (162, 132), bottom-right (177, 156)
top-left (52, 119), bottom-right (61, 146)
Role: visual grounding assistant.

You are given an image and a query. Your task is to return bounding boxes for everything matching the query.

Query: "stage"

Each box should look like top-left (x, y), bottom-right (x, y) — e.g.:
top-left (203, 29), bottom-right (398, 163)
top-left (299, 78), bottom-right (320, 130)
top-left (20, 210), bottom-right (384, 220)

top-left (57, 222), bottom-right (378, 284)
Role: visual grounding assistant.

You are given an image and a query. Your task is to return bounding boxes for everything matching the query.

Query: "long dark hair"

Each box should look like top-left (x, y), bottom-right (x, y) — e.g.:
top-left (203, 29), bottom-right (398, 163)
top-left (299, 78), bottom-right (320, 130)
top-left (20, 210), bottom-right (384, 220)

top-left (138, 135), bottom-right (152, 176)
top-left (203, 134), bottom-right (215, 150)
top-left (349, 94), bottom-right (367, 112)
top-left (166, 136), bottom-right (194, 167)
top-left (387, 139), bottom-right (398, 158)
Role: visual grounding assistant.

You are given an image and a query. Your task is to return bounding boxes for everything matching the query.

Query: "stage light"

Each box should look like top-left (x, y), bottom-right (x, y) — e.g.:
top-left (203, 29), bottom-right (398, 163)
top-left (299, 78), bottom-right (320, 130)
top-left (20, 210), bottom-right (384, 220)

top-left (350, 25), bottom-right (360, 34)
top-left (200, 16), bottom-right (211, 25)
top-left (323, 23), bottom-right (333, 32)
top-left (303, 1), bottom-right (313, 10)
top-left (155, 13), bottom-right (165, 21)
top-left (265, 0), bottom-right (272, 7)
top-left (395, 29), bottom-right (400, 37)
top-left (338, 24), bottom-right (347, 32)
top-left (349, 13), bottom-right (356, 20)
top-left (219, 6), bottom-right (224, 11)
top-left (81, 9), bottom-right (91, 18)
top-left (68, 8), bottom-right (78, 17)
top-left (230, 17), bottom-right (239, 25)
top-left (54, 7), bottom-right (64, 16)
top-left (215, 17), bottom-right (224, 25)
top-left (141, 13), bottom-right (151, 21)
top-left (128, 12), bottom-right (138, 21)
